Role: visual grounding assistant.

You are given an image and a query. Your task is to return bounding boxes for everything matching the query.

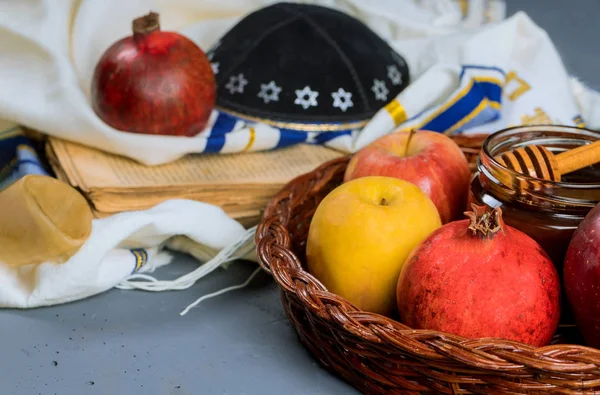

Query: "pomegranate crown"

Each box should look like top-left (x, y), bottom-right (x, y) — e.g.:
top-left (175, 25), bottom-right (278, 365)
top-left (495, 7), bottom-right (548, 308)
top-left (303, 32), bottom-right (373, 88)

top-left (132, 11), bottom-right (160, 34)
top-left (464, 204), bottom-right (504, 238)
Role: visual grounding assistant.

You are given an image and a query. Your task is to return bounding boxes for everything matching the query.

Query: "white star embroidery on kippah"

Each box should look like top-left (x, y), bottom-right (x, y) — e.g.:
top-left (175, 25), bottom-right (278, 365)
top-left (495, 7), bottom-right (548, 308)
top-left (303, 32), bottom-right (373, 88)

top-left (211, 62), bottom-right (220, 75)
top-left (225, 73), bottom-right (248, 94)
top-left (294, 86), bottom-right (319, 109)
top-left (331, 88), bottom-right (353, 112)
top-left (372, 79), bottom-right (389, 101)
top-left (387, 65), bottom-right (402, 86)
top-left (257, 81), bottom-right (282, 104)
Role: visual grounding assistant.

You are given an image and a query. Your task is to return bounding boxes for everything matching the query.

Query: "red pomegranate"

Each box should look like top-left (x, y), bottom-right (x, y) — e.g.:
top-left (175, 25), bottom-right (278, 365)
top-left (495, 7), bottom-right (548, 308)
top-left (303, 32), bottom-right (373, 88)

top-left (91, 12), bottom-right (216, 137)
top-left (396, 205), bottom-right (561, 347)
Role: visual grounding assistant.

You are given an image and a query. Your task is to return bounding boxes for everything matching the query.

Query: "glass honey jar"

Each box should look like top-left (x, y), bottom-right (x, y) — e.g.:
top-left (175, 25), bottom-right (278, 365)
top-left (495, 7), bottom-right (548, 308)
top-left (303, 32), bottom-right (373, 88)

top-left (469, 125), bottom-right (600, 273)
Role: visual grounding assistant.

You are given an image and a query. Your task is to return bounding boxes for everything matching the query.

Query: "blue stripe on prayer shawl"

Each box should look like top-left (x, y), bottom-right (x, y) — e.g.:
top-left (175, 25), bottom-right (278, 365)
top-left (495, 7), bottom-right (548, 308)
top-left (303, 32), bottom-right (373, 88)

top-left (396, 66), bottom-right (504, 134)
top-left (204, 134), bottom-right (226, 152)
top-left (0, 127), bottom-right (49, 189)
top-left (313, 130), bottom-right (353, 144)
top-left (276, 129), bottom-right (309, 149)
top-left (421, 79), bottom-right (502, 133)
top-left (210, 112), bottom-right (238, 136)
top-left (420, 85), bottom-right (485, 132)
top-left (201, 109), bottom-right (241, 152)
top-left (0, 135), bottom-right (33, 167)
top-left (477, 81), bottom-right (502, 105)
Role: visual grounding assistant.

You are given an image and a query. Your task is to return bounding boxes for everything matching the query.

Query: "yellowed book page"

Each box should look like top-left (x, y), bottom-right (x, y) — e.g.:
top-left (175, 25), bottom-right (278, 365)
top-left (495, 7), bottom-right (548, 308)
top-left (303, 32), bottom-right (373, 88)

top-left (48, 137), bottom-right (344, 191)
top-left (47, 140), bottom-right (88, 189)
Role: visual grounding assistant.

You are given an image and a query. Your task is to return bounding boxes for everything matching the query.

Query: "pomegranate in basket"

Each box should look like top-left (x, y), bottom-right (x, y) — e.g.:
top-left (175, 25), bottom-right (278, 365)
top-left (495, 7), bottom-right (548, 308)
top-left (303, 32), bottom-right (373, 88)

top-left (396, 205), bottom-right (561, 347)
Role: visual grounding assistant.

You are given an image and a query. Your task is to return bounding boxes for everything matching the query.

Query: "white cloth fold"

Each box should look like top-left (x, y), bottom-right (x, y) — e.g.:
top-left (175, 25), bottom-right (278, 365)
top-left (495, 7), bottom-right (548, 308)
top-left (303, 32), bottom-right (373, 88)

top-left (0, 199), bottom-right (252, 308)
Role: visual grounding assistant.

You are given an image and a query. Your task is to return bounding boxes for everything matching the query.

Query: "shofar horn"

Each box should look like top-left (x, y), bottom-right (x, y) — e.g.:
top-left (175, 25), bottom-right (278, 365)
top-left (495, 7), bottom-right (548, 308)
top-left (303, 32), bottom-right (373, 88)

top-left (0, 175), bottom-right (92, 267)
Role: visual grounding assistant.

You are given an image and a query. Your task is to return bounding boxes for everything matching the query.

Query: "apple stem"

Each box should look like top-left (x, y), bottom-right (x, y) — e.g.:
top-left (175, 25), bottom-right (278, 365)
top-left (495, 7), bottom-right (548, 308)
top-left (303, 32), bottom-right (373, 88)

top-left (404, 129), bottom-right (416, 157)
top-left (380, 198), bottom-right (388, 206)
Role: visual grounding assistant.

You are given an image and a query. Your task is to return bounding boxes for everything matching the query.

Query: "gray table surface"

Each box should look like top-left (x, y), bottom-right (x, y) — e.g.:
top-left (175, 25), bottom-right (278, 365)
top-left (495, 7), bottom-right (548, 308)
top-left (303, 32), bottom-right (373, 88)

top-left (2, 1), bottom-right (598, 394)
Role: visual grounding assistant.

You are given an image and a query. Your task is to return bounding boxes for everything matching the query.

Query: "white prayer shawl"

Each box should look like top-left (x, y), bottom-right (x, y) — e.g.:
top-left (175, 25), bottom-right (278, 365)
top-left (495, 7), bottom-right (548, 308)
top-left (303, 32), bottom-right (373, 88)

top-left (1, 0), bottom-right (599, 312)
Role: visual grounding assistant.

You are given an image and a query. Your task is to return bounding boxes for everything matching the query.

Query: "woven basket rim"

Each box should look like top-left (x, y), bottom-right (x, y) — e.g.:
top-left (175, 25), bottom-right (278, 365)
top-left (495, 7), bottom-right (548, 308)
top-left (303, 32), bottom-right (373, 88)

top-left (255, 137), bottom-right (600, 392)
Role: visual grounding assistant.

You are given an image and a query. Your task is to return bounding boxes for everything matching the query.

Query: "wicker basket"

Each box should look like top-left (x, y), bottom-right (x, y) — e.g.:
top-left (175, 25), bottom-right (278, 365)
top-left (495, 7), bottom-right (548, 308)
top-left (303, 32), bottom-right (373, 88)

top-left (255, 135), bottom-right (600, 394)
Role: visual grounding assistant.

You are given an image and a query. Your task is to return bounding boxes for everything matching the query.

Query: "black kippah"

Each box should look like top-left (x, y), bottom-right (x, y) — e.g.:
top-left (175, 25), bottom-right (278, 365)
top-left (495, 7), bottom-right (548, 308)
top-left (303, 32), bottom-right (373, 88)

top-left (207, 2), bottom-right (410, 131)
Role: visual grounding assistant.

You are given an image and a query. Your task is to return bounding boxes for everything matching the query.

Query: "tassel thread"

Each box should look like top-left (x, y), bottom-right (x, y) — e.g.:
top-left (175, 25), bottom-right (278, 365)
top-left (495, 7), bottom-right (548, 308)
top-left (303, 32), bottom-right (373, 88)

top-left (116, 226), bottom-right (259, 315)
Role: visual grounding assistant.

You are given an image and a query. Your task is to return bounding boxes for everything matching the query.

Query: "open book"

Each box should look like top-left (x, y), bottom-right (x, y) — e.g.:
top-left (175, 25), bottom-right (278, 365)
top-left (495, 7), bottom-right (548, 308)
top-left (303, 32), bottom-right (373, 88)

top-left (45, 137), bottom-right (344, 227)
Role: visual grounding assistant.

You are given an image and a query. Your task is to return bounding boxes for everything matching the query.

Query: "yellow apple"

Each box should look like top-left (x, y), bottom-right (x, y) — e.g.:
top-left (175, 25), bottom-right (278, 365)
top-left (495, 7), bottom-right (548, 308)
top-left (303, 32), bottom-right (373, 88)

top-left (306, 176), bottom-right (442, 316)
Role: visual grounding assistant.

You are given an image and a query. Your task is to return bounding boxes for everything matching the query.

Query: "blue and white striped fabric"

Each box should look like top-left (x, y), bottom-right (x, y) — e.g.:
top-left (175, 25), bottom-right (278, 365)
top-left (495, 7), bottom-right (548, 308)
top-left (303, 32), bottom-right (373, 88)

top-left (194, 108), bottom-right (359, 154)
top-left (0, 126), bottom-right (49, 190)
top-left (180, 65), bottom-right (508, 155)
top-left (379, 65), bottom-right (505, 135)
top-left (197, 63), bottom-right (584, 157)
top-left (408, 65), bottom-right (504, 133)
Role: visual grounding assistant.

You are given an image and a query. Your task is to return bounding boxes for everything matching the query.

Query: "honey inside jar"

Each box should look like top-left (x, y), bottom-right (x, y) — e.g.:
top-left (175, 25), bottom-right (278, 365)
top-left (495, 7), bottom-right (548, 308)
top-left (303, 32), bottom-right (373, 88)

top-left (469, 125), bottom-right (600, 271)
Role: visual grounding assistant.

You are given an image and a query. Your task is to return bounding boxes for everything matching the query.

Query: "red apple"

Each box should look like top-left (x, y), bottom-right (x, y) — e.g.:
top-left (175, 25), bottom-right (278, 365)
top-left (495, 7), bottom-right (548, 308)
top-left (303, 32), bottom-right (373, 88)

top-left (564, 202), bottom-right (600, 348)
top-left (344, 130), bottom-right (472, 223)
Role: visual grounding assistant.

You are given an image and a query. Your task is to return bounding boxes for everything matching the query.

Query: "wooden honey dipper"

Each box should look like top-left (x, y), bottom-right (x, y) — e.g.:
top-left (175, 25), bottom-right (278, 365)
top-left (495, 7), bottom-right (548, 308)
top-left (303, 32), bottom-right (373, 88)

top-left (495, 140), bottom-right (600, 181)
